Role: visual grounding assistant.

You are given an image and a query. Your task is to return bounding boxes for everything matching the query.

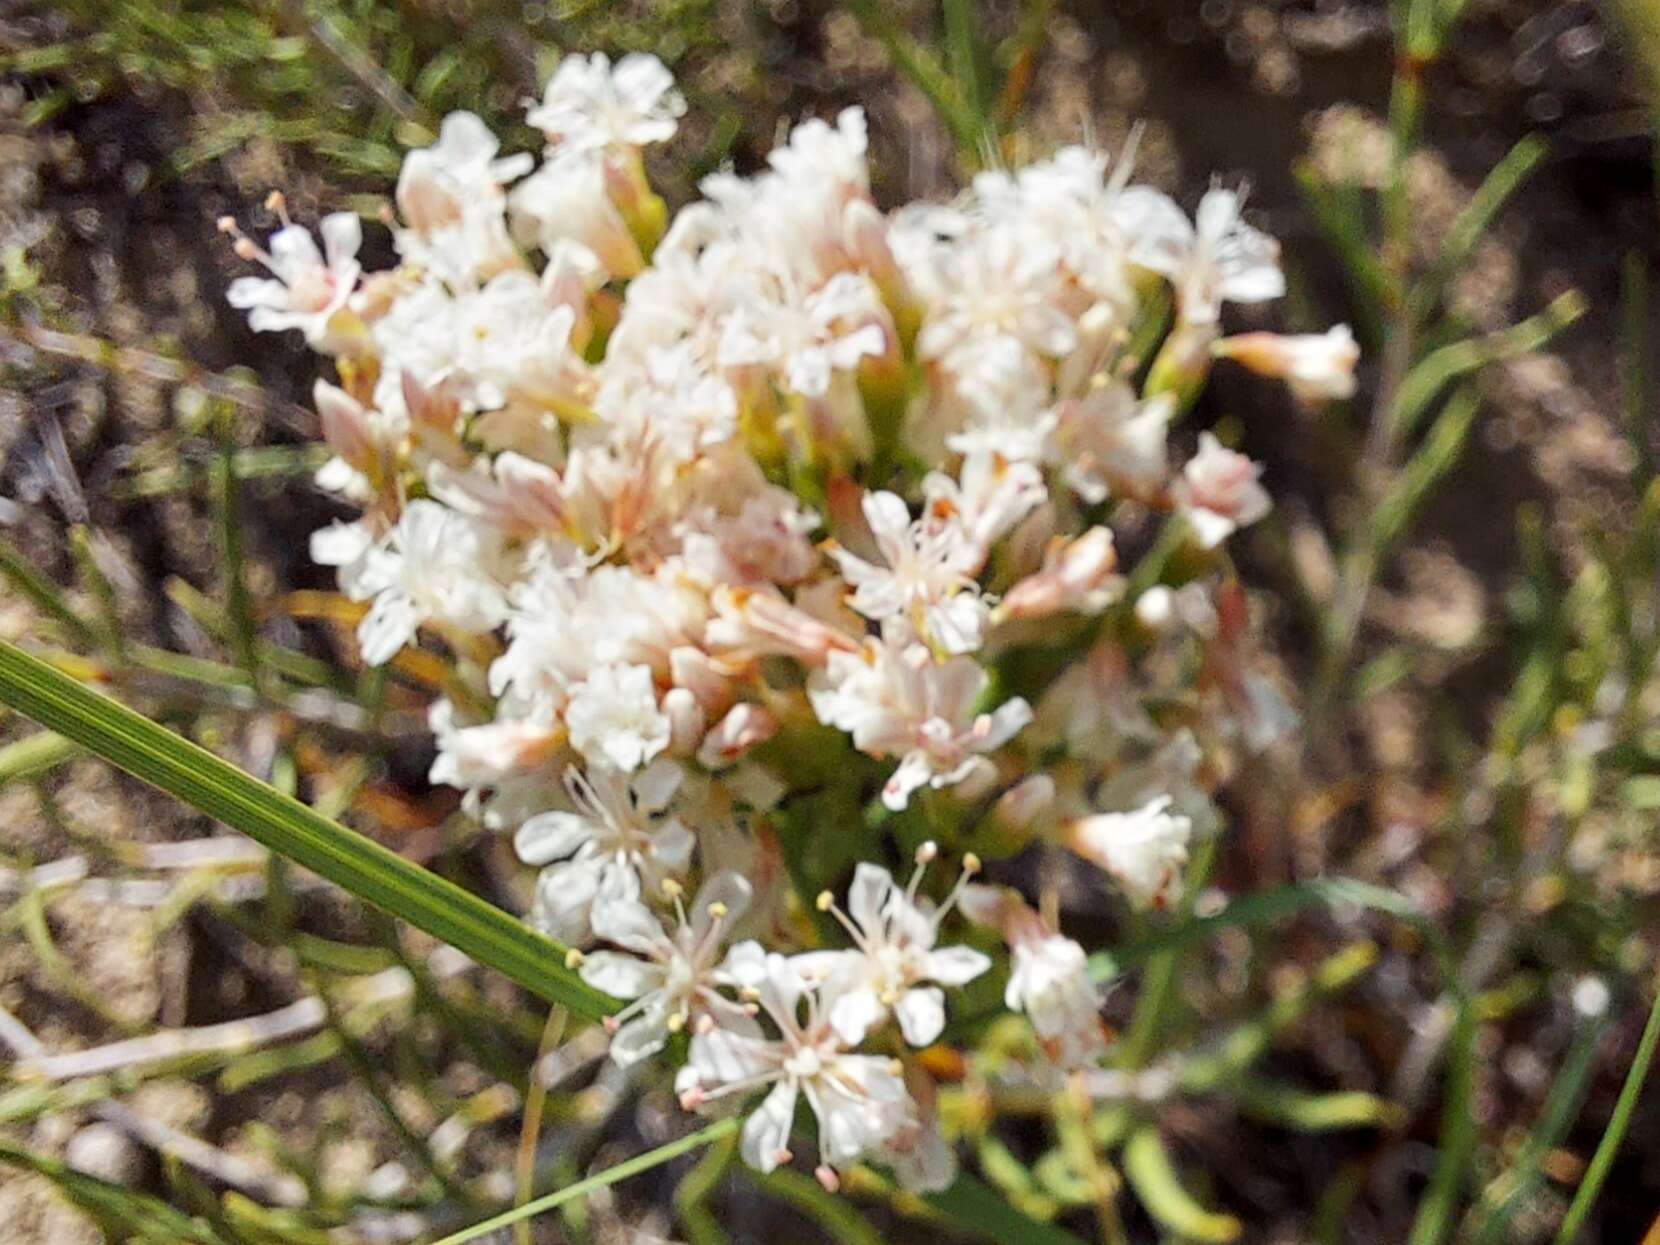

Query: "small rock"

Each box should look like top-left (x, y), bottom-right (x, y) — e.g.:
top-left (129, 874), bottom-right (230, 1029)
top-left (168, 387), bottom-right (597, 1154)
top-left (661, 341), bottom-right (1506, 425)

top-left (64, 1123), bottom-right (143, 1187)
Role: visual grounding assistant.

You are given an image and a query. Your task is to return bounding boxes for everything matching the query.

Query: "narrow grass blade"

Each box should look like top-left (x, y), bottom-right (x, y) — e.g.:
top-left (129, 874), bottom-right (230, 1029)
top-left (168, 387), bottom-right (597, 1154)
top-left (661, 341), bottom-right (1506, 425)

top-left (1369, 381), bottom-right (1482, 556)
top-left (1389, 289), bottom-right (1586, 441)
top-left (843, 0), bottom-right (984, 159)
top-left (925, 1170), bottom-right (1089, 1244)
top-left (1466, 1006), bottom-right (1605, 1245)
top-left (214, 413), bottom-right (261, 677)
top-left (1406, 997), bottom-right (1477, 1245)
top-left (752, 1165), bottom-right (885, 1245)
top-left (0, 536), bottom-right (97, 648)
top-left (1552, 979), bottom-right (1660, 1244)
top-left (0, 729), bottom-right (78, 786)
top-left (429, 1118), bottom-right (739, 1245)
top-left (1089, 876), bottom-right (1449, 981)
top-left (0, 1136), bottom-right (226, 1244)
top-left (1622, 250), bottom-right (1653, 482)
top-left (942, 0), bottom-right (991, 147)
top-left (1409, 134), bottom-right (1547, 323)
top-left (0, 638), bottom-right (614, 1020)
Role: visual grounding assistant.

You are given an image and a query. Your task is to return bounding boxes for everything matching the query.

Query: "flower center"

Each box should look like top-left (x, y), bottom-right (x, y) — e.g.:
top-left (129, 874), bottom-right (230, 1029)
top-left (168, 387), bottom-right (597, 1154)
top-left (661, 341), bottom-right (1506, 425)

top-left (784, 1047), bottom-right (823, 1079)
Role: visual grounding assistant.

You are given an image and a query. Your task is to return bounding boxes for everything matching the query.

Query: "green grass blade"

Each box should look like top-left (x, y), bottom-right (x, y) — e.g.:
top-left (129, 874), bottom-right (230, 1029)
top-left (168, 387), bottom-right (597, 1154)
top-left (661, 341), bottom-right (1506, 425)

top-left (0, 638), bottom-right (614, 1021)
top-left (1408, 134), bottom-right (1547, 324)
top-left (1406, 997), bottom-right (1478, 1245)
top-left (1467, 1004), bottom-right (1605, 1245)
top-left (752, 1165), bottom-right (886, 1245)
top-left (843, 0), bottom-right (985, 159)
top-left (1089, 876), bottom-right (1450, 981)
top-left (1621, 250), bottom-right (1653, 482)
top-left (1388, 289), bottom-right (1587, 441)
top-left (1552, 978), bottom-right (1660, 1244)
top-left (942, 0), bottom-right (991, 147)
top-left (0, 536), bottom-right (97, 648)
top-left (0, 728), bottom-right (79, 786)
top-left (429, 1118), bottom-right (739, 1245)
top-left (0, 1135), bottom-right (227, 1244)
top-left (925, 1170), bottom-right (1089, 1244)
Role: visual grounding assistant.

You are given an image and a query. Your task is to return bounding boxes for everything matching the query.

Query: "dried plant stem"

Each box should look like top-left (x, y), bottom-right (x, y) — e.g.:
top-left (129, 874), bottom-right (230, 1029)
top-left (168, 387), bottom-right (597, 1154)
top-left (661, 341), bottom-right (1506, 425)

top-left (513, 1006), bottom-right (568, 1245)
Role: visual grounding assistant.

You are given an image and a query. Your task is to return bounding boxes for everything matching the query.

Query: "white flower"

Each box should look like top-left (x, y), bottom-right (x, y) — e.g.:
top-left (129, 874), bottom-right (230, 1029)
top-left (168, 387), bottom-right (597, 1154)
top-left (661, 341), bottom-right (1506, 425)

top-left (580, 872), bottom-right (753, 1066)
top-left (1173, 432), bottom-right (1271, 548)
top-left (515, 760), bottom-right (694, 944)
top-left (995, 527), bottom-right (1122, 622)
top-left (451, 270), bottom-right (591, 414)
top-left (528, 52), bottom-right (685, 151)
top-left (565, 662), bottom-right (672, 772)
top-left (1066, 795), bottom-right (1193, 909)
top-left (717, 273), bottom-right (888, 401)
top-left (350, 500), bottom-right (508, 665)
top-left (1006, 931), bottom-right (1105, 1068)
top-left (825, 491), bottom-right (987, 655)
top-left (1215, 324), bottom-right (1359, 401)
top-left (224, 210), bottom-right (361, 348)
top-left (808, 630), bottom-right (1033, 810)
top-left (920, 451), bottom-right (1046, 575)
top-left (794, 849), bottom-right (990, 1047)
top-left (427, 698), bottom-right (561, 793)
top-left (1129, 187), bottom-right (1284, 324)
top-left (511, 149), bottom-right (645, 278)
top-left (394, 111), bottom-right (530, 282)
top-left (1051, 384), bottom-right (1173, 504)
top-left (680, 950), bottom-right (915, 1180)
top-left (960, 885), bottom-right (1106, 1068)
top-left (396, 111), bottom-right (532, 234)
top-left (916, 224), bottom-right (1077, 371)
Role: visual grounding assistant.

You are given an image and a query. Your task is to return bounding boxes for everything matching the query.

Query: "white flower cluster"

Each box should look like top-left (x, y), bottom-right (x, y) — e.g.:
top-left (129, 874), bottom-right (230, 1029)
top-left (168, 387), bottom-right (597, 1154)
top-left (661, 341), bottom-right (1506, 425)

top-left (225, 51), bottom-right (1352, 1189)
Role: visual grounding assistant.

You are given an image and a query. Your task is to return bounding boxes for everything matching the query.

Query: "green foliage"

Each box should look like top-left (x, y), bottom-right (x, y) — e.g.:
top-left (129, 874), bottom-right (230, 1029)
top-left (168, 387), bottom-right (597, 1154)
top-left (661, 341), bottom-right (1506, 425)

top-left (7, 0), bottom-right (722, 178)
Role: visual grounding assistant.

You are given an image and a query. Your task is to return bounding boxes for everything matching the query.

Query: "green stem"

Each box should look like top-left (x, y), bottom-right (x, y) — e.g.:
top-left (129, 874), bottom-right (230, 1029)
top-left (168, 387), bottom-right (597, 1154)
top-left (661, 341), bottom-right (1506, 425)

top-left (1551, 979), bottom-right (1660, 1244)
top-left (428, 1118), bottom-right (739, 1245)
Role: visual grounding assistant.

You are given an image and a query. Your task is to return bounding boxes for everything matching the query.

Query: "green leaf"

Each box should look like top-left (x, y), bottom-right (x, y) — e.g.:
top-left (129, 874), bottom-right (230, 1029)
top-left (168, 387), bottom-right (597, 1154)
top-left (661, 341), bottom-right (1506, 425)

top-left (1121, 1126), bottom-right (1241, 1244)
top-left (0, 638), bottom-right (614, 1021)
top-left (925, 1170), bottom-right (1089, 1245)
top-left (1232, 1081), bottom-right (1404, 1131)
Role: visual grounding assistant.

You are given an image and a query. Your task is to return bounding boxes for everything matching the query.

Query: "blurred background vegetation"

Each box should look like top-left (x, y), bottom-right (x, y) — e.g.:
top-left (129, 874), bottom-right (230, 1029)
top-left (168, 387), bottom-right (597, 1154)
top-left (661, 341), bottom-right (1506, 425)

top-left (0, 1), bottom-right (1658, 1243)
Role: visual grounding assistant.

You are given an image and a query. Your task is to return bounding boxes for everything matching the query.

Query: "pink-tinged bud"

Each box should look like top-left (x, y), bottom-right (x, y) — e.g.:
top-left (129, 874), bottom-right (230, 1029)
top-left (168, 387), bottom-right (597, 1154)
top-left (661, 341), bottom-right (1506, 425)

top-left (996, 774), bottom-right (1056, 830)
top-left (664, 687), bottom-right (707, 757)
top-left (845, 197), bottom-right (910, 307)
top-left (1214, 324), bottom-right (1358, 402)
top-left (706, 585), bottom-right (861, 667)
top-left (1172, 432), bottom-right (1271, 549)
top-left (1065, 796), bottom-right (1192, 910)
top-left (669, 646), bottom-right (736, 714)
top-left (995, 527), bottom-right (1121, 622)
top-left (427, 451), bottom-right (570, 537)
top-left (815, 1165), bottom-right (841, 1194)
top-left (313, 379), bottom-right (376, 472)
top-left (696, 703), bottom-right (779, 769)
top-left (679, 1087), bottom-right (706, 1111)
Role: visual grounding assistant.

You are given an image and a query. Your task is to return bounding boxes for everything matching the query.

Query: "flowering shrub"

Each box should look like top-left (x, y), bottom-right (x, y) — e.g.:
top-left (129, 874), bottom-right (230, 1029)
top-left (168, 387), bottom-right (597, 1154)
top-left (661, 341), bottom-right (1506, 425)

top-left (221, 51), bottom-right (1355, 1193)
